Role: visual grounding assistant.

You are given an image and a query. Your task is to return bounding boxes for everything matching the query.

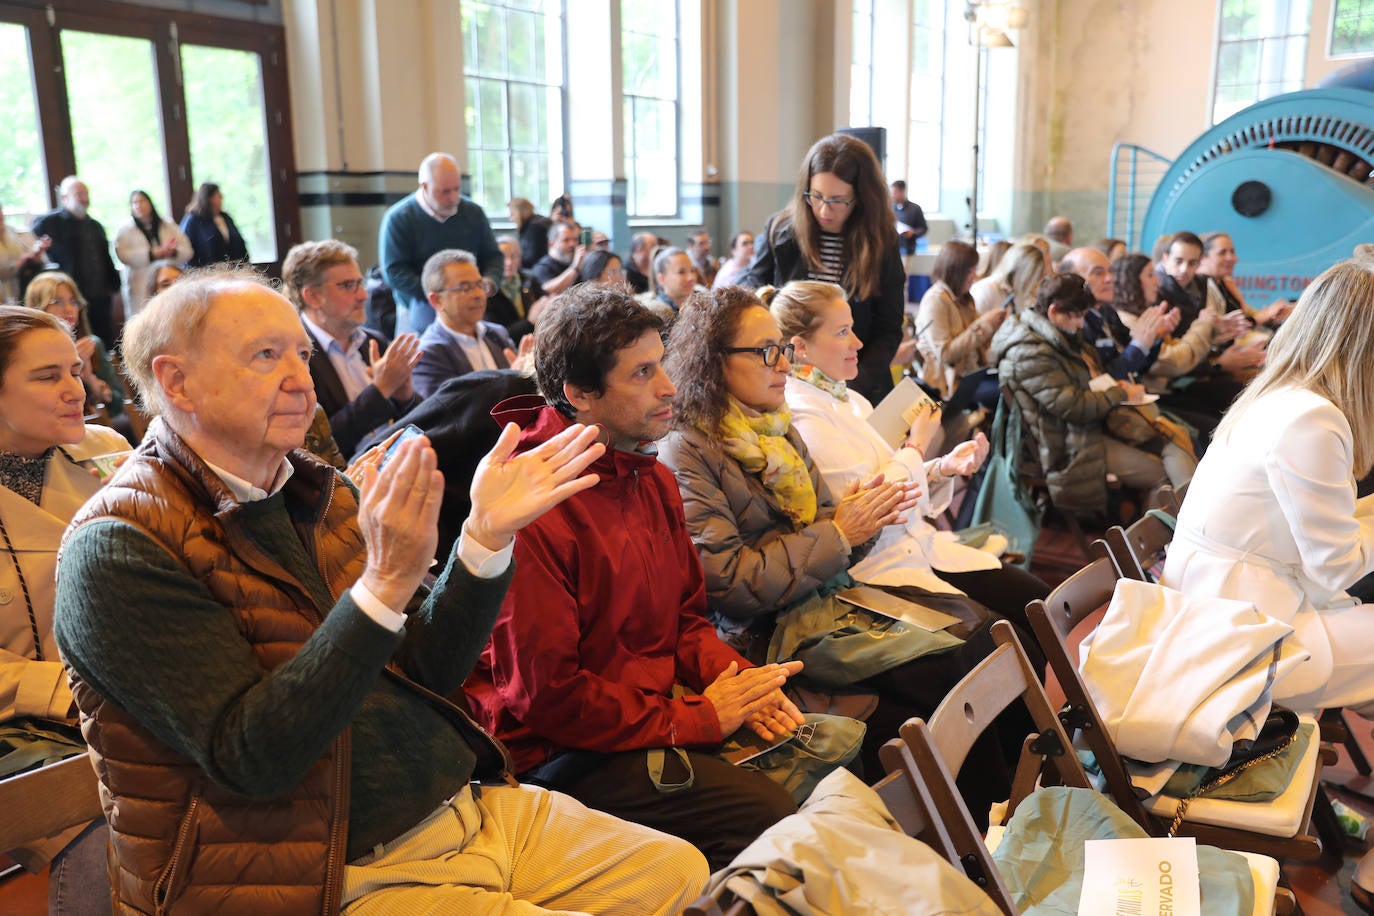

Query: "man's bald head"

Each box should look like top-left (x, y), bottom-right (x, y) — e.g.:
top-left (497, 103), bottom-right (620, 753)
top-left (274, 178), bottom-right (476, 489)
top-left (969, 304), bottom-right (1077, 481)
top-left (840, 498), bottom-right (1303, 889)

top-left (418, 153), bottom-right (462, 219)
top-left (1062, 247), bottom-right (1113, 304)
top-left (1044, 216), bottom-right (1073, 245)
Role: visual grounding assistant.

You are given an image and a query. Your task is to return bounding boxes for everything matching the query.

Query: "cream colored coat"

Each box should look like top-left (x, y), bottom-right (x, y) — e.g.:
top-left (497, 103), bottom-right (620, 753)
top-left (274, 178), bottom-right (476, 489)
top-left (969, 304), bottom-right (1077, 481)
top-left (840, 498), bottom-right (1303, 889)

top-left (916, 281), bottom-right (989, 398)
top-left (0, 425), bottom-right (128, 726)
top-left (785, 375), bottom-right (999, 596)
top-left (1161, 387), bottom-right (1374, 713)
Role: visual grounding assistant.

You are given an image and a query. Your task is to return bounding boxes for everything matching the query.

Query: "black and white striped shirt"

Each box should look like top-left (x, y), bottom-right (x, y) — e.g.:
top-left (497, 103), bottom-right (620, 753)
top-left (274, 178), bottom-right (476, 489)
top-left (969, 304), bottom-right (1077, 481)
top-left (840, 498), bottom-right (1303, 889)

top-left (809, 231), bottom-right (846, 288)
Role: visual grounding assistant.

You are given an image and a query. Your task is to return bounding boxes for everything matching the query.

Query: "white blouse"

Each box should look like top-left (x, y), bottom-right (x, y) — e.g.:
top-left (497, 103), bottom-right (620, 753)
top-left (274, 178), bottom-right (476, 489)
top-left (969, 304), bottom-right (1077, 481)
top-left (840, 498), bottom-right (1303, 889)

top-left (785, 375), bottom-right (1000, 595)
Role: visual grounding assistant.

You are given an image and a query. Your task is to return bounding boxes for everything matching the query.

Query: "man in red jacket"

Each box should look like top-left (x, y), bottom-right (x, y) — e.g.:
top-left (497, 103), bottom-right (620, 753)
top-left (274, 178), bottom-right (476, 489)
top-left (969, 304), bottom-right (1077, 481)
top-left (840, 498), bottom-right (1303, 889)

top-left (465, 284), bottom-right (810, 870)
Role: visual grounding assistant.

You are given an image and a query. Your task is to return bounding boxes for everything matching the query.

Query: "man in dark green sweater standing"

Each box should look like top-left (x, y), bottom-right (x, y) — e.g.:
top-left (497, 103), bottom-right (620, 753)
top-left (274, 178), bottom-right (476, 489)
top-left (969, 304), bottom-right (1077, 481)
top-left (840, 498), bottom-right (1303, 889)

top-left (53, 266), bottom-right (708, 913)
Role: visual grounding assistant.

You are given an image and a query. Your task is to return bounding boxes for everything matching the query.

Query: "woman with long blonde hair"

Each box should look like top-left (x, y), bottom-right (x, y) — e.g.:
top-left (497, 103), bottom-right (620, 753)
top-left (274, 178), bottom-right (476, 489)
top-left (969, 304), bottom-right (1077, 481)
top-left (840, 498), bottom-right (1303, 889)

top-left (1162, 257), bottom-right (1374, 832)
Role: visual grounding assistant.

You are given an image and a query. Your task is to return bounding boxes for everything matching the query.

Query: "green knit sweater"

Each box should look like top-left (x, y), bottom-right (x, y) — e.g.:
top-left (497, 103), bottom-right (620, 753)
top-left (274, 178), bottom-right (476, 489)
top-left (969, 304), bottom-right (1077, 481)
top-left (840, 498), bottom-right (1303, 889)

top-left (55, 489), bottom-right (512, 861)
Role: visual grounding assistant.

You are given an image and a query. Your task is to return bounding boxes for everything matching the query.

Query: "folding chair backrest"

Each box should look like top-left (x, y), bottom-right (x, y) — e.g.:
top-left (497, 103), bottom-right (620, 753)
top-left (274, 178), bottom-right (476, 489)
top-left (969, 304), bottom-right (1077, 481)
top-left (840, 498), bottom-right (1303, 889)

top-left (0, 753), bottom-right (102, 852)
top-left (1104, 511), bottom-right (1175, 582)
top-left (887, 621), bottom-right (1093, 915)
top-left (1024, 556), bottom-right (1161, 832)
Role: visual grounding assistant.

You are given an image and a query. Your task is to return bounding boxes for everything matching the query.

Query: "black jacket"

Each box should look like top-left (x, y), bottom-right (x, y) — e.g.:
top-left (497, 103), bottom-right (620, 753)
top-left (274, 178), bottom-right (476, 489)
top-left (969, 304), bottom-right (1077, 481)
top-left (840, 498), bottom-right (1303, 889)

top-left (742, 212), bottom-right (906, 402)
top-left (180, 211), bottom-right (250, 266)
top-left (484, 271), bottom-right (545, 343)
top-left (307, 325), bottom-right (422, 459)
top-left (355, 370), bottom-right (539, 562)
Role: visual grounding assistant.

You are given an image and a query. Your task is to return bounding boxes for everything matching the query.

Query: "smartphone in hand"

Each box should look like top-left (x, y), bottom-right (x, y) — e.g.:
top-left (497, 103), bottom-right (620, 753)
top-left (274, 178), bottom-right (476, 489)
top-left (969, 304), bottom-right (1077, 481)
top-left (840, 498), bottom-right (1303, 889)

top-left (379, 424), bottom-right (426, 470)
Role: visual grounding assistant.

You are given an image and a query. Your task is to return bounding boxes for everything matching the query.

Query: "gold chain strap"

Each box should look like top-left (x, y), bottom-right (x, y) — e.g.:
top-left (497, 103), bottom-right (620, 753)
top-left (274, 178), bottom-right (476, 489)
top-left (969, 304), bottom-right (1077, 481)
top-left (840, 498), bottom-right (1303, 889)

top-left (1168, 731), bottom-right (1297, 836)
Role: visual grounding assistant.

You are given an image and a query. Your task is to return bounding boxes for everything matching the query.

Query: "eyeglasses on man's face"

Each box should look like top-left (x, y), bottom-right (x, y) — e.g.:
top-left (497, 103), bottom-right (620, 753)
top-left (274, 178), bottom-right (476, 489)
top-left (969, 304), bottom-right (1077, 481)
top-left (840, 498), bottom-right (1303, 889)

top-left (438, 280), bottom-right (485, 296)
top-left (723, 342), bottom-right (795, 367)
top-left (803, 191), bottom-right (854, 211)
top-left (324, 278), bottom-right (366, 294)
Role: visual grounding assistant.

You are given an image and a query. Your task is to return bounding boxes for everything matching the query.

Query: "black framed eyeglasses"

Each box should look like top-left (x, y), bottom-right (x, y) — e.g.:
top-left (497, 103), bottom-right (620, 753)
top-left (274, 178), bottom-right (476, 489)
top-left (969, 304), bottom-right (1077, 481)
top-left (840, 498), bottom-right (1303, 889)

top-left (325, 278), bottom-right (366, 294)
top-left (802, 191), bottom-right (855, 211)
top-left (723, 342), bottom-right (795, 367)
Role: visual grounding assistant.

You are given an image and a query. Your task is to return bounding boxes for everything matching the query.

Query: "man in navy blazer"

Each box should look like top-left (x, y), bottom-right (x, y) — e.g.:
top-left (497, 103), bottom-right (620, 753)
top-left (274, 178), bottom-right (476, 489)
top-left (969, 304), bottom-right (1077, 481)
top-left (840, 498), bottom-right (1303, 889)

top-left (413, 249), bottom-right (515, 400)
top-left (282, 239), bottom-right (423, 458)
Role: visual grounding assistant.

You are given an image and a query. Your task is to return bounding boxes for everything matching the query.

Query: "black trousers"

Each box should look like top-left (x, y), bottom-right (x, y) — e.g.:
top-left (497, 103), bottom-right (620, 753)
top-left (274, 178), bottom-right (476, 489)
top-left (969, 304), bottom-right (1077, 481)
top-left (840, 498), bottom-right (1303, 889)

top-left (525, 748), bottom-right (797, 872)
top-left (934, 562), bottom-right (1050, 635)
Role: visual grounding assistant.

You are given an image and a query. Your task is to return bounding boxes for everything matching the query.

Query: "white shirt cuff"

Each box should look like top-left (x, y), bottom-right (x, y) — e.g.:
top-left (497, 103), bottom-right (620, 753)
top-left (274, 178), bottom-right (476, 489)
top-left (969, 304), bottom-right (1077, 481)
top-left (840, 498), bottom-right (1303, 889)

top-left (458, 522), bottom-right (515, 579)
top-left (349, 581), bottom-right (408, 632)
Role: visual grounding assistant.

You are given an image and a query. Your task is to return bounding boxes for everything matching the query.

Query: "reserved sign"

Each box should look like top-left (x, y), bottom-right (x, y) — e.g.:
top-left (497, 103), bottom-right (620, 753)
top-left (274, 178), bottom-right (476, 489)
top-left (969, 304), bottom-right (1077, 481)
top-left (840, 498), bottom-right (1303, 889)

top-left (1078, 837), bottom-right (1200, 916)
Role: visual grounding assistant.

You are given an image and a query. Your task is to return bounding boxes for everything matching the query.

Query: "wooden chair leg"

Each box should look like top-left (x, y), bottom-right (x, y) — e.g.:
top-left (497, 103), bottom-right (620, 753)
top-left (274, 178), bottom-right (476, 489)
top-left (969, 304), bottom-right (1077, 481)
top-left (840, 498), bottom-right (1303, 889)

top-left (1319, 708), bottom-right (1372, 776)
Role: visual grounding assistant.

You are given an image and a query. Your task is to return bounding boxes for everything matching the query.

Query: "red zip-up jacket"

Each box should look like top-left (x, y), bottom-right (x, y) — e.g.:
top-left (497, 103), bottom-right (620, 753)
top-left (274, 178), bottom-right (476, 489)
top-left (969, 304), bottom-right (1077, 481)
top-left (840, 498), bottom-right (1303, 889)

top-left (465, 397), bottom-right (748, 773)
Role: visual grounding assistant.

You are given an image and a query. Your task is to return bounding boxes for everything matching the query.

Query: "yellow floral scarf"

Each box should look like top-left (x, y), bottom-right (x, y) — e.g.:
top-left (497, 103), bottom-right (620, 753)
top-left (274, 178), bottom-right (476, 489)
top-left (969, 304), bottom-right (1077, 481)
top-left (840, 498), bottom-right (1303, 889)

top-left (716, 398), bottom-right (817, 526)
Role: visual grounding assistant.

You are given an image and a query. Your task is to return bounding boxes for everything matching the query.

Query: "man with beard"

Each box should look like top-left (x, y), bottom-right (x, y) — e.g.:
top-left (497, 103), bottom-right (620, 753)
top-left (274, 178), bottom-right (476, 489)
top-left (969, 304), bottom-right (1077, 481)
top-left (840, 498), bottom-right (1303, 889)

top-left (380, 153), bottom-right (503, 334)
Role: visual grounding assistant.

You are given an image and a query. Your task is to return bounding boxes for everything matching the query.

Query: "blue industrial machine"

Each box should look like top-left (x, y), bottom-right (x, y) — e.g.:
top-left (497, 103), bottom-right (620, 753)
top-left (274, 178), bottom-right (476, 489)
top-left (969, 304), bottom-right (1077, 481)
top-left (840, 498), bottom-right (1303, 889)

top-left (1140, 85), bottom-right (1374, 298)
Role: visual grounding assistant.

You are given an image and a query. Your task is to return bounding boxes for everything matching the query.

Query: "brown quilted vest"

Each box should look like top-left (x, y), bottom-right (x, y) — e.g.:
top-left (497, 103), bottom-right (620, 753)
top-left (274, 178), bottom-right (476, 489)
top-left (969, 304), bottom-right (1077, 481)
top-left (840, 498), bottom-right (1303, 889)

top-left (63, 419), bottom-right (509, 914)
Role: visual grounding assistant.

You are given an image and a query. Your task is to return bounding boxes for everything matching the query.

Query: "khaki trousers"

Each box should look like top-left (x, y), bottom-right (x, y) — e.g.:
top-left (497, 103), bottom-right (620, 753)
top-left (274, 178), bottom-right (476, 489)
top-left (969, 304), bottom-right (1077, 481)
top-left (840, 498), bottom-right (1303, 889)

top-left (342, 783), bottom-right (708, 915)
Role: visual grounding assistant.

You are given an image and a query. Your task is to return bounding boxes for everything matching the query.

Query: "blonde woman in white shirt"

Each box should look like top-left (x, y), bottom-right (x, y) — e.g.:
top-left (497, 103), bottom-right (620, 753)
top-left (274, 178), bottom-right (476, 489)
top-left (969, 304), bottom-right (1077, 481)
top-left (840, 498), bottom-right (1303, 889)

top-left (1154, 256), bottom-right (1374, 912)
top-left (766, 280), bottom-right (1049, 625)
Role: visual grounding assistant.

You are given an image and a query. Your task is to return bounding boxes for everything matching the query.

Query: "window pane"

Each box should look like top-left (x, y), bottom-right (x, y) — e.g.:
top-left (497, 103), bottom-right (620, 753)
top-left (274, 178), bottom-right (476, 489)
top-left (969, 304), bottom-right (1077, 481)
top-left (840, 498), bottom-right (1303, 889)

top-left (0, 23), bottom-right (47, 218)
top-left (509, 82), bottom-right (543, 150)
top-left (182, 44), bottom-right (277, 261)
top-left (507, 10), bottom-right (538, 81)
top-left (61, 30), bottom-right (169, 236)
top-left (477, 78), bottom-right (509, 149)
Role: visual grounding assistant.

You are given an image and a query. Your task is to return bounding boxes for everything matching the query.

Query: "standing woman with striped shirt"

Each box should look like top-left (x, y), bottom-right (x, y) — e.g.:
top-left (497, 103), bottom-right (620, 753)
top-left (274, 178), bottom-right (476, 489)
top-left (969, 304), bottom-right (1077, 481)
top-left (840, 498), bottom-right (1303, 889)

top-left (742, 134), bottom-right (906, 402)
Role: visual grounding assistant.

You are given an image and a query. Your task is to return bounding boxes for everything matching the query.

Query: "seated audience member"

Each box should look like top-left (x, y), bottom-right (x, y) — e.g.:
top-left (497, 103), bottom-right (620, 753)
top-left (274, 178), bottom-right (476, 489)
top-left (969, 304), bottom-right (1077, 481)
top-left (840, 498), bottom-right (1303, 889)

top-left (1156, 233), bottom-right (1258, 401)
top-left (657, 286), bottom-right (1036, 818)
top-left (1155, 257), bottom-right (1374, 910)
top-left (53, 268), bottom-right (708, 914)
top-left (1043, 215), bottom-right (1073, 264)
top-left (466, 286), bottom-right (820, 870)
top-left (994, 273), bottom-right (1195, 516)
top-left (969, 242), bottom-right (1048, 315)
top-left (1200, 231), bottom-right (1293, 327)
top-left (646, 246), bottom-right (699, 328)
top-left (508, 197), bottom-right (551, 269)
top-left (0, 306), bottom-right (125, 913)
top-left (144, 259), bottom-right (183, 301)
top-left (484, 235), bottom-right (546, 344)
top-left (688, 230), bottom-right (718, 287)
top-left (575, 249), bottom-right (625, 286)
top-left (625, 231), bottom-right (658, 294)
top-left (282, 240), bottom-right (422, 457)
top-left (25, 271), bottom-right (126, 421)
top-left (550, 193), bottom-right (574, 222)
top-left (768, 280), bottom-right (1048, 619)
top-left (1110, 253), bottom-right (1223, 442)
top-left (713, 232), bottom-right (755, 289)
top-left (590, 230), bottom-right (612, 251)
top-left (529, 220), bottom-right (584, 296)
top-left (916, 239), bottom-right (1005, 403)
top-left (1019, 232), bottom-right (1055, 272)
top-left (414, 249), bottom-right (515, 399)
top-left (1092, 238), bottom-right (1127, 263)
top-left (1061, 246), bottom-right (1171, 383)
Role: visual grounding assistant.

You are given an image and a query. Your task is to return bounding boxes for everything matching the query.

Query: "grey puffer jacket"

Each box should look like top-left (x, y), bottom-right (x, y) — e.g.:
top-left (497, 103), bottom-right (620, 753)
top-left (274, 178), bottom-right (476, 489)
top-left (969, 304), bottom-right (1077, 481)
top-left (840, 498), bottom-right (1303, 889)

top-left (658, 426), bottom-right (860, 634)
top-left (992, 309), bottom-right (1126, 514)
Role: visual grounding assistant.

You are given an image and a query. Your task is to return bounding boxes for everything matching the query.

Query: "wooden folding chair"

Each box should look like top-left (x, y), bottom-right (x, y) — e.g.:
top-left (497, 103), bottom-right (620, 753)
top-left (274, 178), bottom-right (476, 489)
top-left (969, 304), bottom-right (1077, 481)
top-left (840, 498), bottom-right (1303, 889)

top-left (1026, 555), bottom-right (1334, 867)
top-left (0, 753), bottom-right (102, 855)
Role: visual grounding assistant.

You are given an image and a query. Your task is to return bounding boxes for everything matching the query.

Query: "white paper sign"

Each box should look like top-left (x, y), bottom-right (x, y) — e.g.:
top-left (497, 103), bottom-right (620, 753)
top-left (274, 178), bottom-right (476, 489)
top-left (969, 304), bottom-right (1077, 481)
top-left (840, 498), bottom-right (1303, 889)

top-left (1078, 837), bottom-right (1201, 916)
